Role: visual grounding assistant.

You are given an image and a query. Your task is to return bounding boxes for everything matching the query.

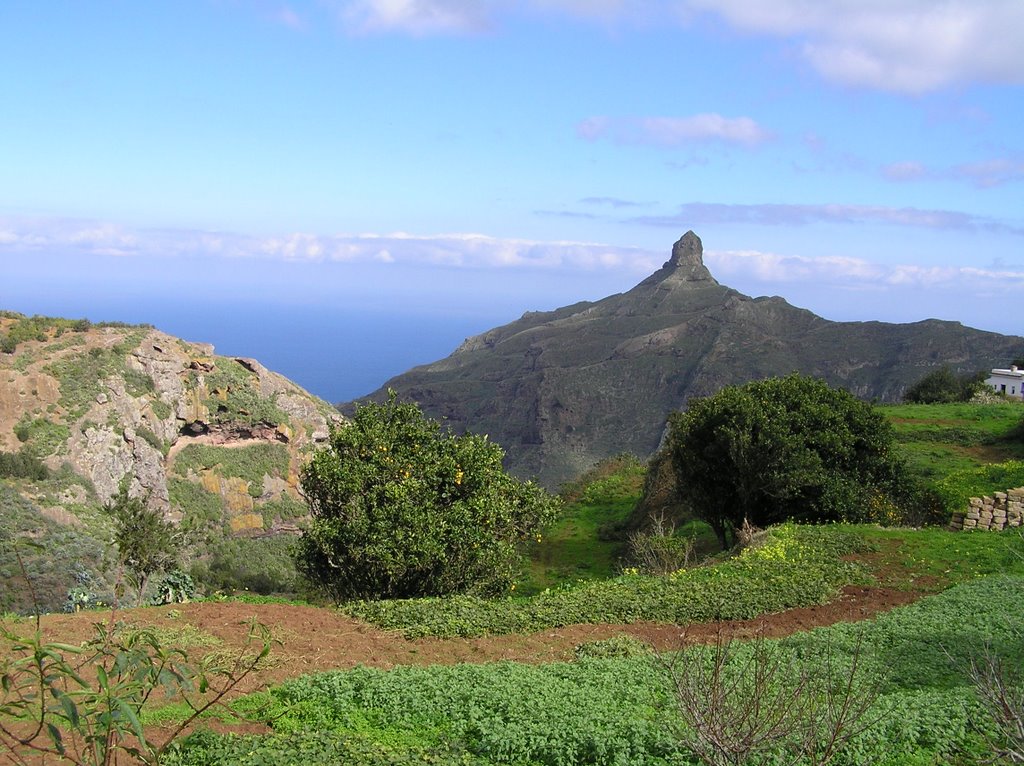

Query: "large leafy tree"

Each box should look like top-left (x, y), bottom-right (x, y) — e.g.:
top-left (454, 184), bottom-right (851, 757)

top-left (296, 393), bottom-right (559, 601)
top-left (666, 374), bottom-right (906, 547)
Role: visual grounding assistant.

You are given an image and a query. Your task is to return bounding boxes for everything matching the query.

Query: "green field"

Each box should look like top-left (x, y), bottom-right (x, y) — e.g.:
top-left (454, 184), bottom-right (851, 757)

top-left (885, 400), bottom-right (1024, 481)
top-left (161, 525), bottom-right (1024, 766)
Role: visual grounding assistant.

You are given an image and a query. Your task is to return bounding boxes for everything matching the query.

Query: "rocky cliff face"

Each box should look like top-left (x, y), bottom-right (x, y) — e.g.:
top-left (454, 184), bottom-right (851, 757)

top-left (0, 317), bottom-right (339, 533)
top-left (355, 232), bottom-right (1024, 488)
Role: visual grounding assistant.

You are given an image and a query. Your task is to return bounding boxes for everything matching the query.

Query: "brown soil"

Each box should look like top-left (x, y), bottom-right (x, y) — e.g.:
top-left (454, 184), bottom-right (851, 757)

top-left (6, 551), bottom-right (925, 762)
top-left (30, 583), bottom-right (919, 693)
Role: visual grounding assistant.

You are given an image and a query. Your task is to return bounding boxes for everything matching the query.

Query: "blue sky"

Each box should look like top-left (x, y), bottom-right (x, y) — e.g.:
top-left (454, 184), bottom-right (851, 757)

top-left (2, 1), bottom-right (1022, 401)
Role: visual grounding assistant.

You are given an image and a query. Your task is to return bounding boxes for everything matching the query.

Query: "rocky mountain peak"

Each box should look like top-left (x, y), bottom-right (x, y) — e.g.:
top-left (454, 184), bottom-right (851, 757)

top-left (638, 230), bottom-right (717, 288)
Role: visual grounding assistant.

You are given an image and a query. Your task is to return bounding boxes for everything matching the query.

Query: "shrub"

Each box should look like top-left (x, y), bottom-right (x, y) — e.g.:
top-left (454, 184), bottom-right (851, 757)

top-left (667, 374), bottom-right (908, 547)
top-left (296, 392), bottom-right (559, 601)
top-left (0, 449), bottom-right (50, 480)
top-left (152, 570), bottom-right (197, 605)
top-left (625, 514), bottom-right (694, 575)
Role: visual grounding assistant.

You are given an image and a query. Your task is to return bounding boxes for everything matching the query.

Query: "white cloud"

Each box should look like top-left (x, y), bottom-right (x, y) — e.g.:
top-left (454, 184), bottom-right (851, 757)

top-left (881, 161), bottom-right (928, 182)
top-left (706, 248), bottom-right (1024, 291)
top-left (578, 113), bottom-right (772, 148)
top-left (681, 0), bottom-right (1024, 92)
top-left (0, 216), bottom-right (661, 274)
top-left (336, 0), bottom-right (491, 35)
top-left (881, 157), bottom-right (1024, 188)
top-left (632, 202), bottom-right (1024, 235)
top-left (322, 1), bottom-right (1023, 91)
top-left (275, 5), bottom-right (305, 30)
top-left (953, 158), bottom-right (1024, 189)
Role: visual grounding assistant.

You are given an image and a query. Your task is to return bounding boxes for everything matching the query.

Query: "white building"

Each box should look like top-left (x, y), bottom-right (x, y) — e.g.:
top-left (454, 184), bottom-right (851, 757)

top-left (985, 366), bottom-right (1024, 399)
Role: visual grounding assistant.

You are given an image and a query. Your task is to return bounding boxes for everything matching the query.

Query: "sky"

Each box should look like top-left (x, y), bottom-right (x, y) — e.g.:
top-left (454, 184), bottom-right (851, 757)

top-left (2, 1), bottom-right (1023, 402)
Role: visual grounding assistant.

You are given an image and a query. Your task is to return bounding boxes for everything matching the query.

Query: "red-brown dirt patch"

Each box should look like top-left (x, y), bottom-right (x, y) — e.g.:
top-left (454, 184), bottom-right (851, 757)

top-left (29, 583), bottom-right (919, 691)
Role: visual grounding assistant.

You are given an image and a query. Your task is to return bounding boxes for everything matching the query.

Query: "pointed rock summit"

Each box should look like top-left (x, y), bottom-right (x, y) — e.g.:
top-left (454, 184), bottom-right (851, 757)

top-left (639, 230), bottom-right (717, 287)
top-left (357, 231), bottom-right (1023, 488)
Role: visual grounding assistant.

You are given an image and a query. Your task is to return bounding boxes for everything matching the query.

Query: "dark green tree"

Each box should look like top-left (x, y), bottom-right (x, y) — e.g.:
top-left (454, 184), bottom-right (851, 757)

top-left (666, 375), bottom-right (906, 547)
top-left (106, 485), bottom-right (177, 606)
top-left (904, 366), bottom-right (985, 404)
top-left (296, 392), bottom-right (559, 601)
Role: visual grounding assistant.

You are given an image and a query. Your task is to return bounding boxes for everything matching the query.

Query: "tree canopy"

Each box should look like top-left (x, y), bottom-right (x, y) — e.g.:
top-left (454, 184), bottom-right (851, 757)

top-left (295, 393), bottom-right (559, 602)
top-left (666, 374), bottom-right (907, 546)
top-left (903, 366), bottom-right (985, 404)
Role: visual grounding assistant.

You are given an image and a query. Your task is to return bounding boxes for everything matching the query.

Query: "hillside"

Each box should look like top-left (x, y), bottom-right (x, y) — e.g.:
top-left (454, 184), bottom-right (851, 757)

top-left (357, 232), bottom-right (1024, 487)
top-left (0, 312), bottom-right (339, 611)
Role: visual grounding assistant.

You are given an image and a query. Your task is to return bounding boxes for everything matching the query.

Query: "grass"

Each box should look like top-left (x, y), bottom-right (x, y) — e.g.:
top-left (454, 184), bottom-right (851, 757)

top-left (524, 456), bottom-right (645, 593)
top-left (885, 401), bottom-right (1024, 482)
top-left (857, 524), bottom-right (1024, 591)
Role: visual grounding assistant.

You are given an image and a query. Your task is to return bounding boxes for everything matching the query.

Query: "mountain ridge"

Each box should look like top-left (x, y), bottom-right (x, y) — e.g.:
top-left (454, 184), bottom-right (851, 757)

top-left (355, 232), bottom-right (1024, 487)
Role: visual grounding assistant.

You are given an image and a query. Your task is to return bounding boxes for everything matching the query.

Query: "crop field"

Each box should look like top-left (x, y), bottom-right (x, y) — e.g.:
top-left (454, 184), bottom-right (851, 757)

top-left (4, 401), bottom-right (1024, 765)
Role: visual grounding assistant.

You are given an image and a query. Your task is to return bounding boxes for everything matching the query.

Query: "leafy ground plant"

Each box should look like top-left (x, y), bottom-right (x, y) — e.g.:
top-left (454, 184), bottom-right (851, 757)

top-left (0, 543), bottom-right (273, 766)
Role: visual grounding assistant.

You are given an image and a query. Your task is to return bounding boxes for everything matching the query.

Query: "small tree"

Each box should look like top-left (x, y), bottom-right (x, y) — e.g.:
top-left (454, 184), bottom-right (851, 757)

top-left (666, 375), bottom-right (906, 547)
top-left (106, 485), bottom-right (177, 606)
top-left (296, 392), bottom-right (559, 601)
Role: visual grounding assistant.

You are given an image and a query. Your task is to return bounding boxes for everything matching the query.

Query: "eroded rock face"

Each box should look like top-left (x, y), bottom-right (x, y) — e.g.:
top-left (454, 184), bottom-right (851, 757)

top-left (0, 320), bottom-right (341, 526)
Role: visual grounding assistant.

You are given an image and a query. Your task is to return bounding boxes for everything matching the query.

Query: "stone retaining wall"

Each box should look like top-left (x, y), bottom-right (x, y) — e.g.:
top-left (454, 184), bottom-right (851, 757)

top-left (949, 487), bottom-right (1024, 531)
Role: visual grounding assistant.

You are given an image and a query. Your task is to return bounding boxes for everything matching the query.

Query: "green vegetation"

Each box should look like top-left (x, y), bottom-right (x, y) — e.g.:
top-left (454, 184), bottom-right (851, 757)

top-left (44, 334), bottom-right (148, 420)
top-left (904, 366), bottom-right (986, 404)
top-left (151, 398), bottom-right (172, 421)
top-left (136, 425), bottom-right (168, 455)
top-left (0, 449), bottom-right (49, 480)
top-left (171, 442), bottom-right (291, 496)
top-left (526, 455), bottom-right (644, 592)
top-left (0, 314), bottom-right (93, 354)
top-left (0, 604), bottom-right (271, 766)
top-left (297, 393), bottom-right (559, 601)
top-left (168, 478), bottom-right (224, 532)
top-left (886, 401), bottom-right (1024, 483)
top-left (667, 375), bottom-right (914, 546)
top-left (857, 525), bottom-right (1024, 589)
top-left (13, 413), bottom-right (71, 458)
top-left (933, 460), bottom-right (1024, 515)
top-left (163, 575), bottom-right (1024, 766)
top-left (343, 524), bottom-right (872, 638)
top-left (191, 535), bottom-right (302, 595)
top-left (0, 486), bottom-right (111, 614)
top-left (107, 485), bottom-right (179, 606)
top-left (196, 359), bottom-right (289, 426)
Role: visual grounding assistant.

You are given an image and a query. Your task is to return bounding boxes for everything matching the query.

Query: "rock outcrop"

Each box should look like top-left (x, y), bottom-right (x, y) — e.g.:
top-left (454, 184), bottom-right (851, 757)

top-left (0, 317), bottom-right (339, 530)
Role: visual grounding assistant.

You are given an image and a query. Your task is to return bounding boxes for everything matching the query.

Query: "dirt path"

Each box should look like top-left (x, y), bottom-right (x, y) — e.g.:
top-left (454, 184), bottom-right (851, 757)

top-left (32, 583), bottom-right (919, 695)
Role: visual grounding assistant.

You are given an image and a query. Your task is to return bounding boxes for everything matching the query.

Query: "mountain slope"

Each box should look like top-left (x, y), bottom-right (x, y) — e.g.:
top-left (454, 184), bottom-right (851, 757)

top-left (357, 232), bottom-right (1024, 487)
